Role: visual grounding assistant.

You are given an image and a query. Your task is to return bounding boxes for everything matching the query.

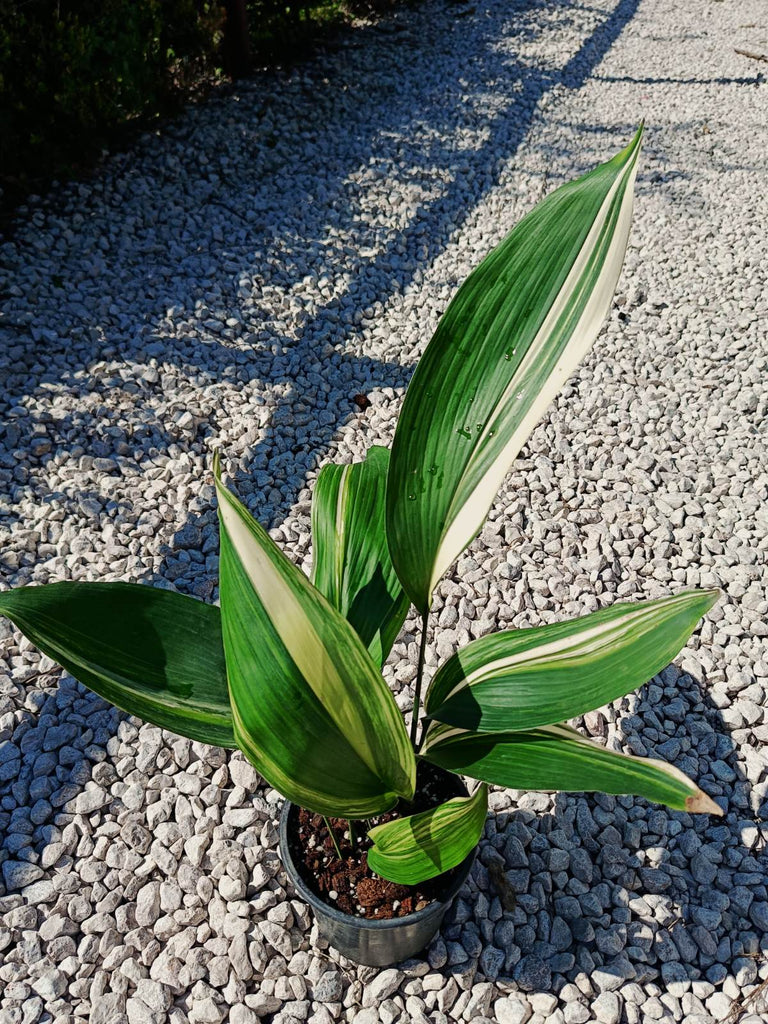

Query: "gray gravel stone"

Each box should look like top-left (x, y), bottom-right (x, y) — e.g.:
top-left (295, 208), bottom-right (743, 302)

top-left (564, 1004), bottom-right (591, 1024)
top-left (691, 852), bottom-right (718, 885)
top-left (749, 901), bottom-right (768, 931)
top-left (135, 882), bottom-right (161, 927)
top-left (478, 945), bottom-right (505, 980)
top-left (1, 861), bottom-right (44, 889)
top-left (91, 993), bottom-right (128, 1024)
top-left (513, 955), bottom-right (551, 993)
top-left (0, 3), bottom-right (765, 1024)
top-left (313, 971), bottom-right (343, 1002)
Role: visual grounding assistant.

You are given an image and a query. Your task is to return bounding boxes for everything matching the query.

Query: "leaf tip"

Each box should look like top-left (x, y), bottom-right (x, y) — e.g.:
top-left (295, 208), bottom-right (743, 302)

top-left (701, 587), bottom-right (723, 612)
top-left (685, 790), bottom-right (723, 816)
top-left (613, 122), bottom-right (644, 173)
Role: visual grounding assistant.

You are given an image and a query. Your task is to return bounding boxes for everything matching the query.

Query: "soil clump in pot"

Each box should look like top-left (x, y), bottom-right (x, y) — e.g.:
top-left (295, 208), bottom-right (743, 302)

top-left (289, 762), bottom-right (467, 919)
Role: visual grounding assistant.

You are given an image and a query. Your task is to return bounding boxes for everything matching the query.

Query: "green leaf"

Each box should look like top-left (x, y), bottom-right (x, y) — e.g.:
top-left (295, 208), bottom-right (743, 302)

top-left (422, 722), bottom-right (722, 815)
top-left (426, 589), bottom-right (719, 732)
top-left (0, 582), bottom-right (235, 747)
top-left (311, 446), bottom-right (410, 666)
top-left (367, 783), bottom-right (488, 885)
top-left (215, 455), bottom-right (416, 819)
top-left (387, 127), bottom-right (644, 612)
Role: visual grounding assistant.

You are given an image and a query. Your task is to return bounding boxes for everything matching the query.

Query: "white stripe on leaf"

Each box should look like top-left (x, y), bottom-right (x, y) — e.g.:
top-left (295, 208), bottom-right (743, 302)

top-left (217, 489), bottom-right (380, 772)
top-left (430, 136), bottom-right (642, 594)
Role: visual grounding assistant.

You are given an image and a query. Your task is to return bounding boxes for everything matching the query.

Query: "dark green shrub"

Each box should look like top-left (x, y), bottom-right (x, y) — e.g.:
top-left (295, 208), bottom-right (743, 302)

top-left (0, 0), bottom-right (398, 200)
top-left (246, 0), bottom-right (394, 64)
top-left (0, 0), bottom-right (223, 184)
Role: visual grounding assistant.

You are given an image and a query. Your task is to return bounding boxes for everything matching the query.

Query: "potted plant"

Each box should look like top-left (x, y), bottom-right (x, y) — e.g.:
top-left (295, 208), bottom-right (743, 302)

top-left (0, 126), bottom-right (722, 968)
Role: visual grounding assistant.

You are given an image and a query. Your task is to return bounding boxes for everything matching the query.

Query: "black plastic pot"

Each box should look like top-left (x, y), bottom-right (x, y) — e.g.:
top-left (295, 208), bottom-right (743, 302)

top-left (279, 800), bottom-right (476, 967)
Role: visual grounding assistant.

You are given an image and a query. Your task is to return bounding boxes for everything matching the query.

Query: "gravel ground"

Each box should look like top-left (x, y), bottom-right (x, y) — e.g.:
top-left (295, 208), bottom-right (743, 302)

top-left (1, 0), bottom-right (767, 1022)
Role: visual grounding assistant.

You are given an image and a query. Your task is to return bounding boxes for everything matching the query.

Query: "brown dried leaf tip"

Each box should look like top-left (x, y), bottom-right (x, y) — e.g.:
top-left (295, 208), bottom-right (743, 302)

top-left (686, 790), bottom-right (724, 816)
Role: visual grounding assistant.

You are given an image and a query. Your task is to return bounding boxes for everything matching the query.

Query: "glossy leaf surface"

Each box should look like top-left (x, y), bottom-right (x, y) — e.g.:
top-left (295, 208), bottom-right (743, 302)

top-left (426, 589), bottom-right (719, 732)
top-left (215, 457), bottom-right (415, 818)
top-left (422, 722), bottom-right (722, 814)
top-left (387, 128), bottom-right (644, 611)
top-left (0, 582), bottom-right (235, 747)
top-left (367, 783), bottom-right (488, 885)
top-left (311, 446), bottom-right (410, 666)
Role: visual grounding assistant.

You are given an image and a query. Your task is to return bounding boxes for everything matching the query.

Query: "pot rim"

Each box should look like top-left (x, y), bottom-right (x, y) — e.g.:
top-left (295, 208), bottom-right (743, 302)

top-left (278, 798), bottom-right (476, 932)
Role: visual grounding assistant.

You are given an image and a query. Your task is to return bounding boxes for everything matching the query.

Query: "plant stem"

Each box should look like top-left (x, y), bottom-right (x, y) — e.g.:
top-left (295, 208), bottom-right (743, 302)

top-left (347, 819), bottom-right (356, 846)
top-left (410, 610), bottom-right (429, 748)
top-left (415, 711), bottom-right (428, 754)
top-left (323, 816), bottom-right (342, 860)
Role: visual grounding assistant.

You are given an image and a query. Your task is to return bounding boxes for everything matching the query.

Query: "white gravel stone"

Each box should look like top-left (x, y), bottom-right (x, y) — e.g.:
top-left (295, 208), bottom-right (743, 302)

top-left (135, 882), bottom-right (162, 927)
top-left (75, 785), bottom-right (111, 814)
top-left (564, 1003), bottom-right (591, 1024)
top-left (592, 991), bottom-right (622, 1024)
top-left (229, 759), bottom-right (261, 791)
top-left (0, 2), bottom-right (766, 1024)
top-left (495, 996), bottom-right (533, 1024)
top-left (362, 969), bottom-right (403, 1006)
top-left (30, 970), bottom-right (68, 1001)
top-left (230, 1007), bottom-right (260, 1024)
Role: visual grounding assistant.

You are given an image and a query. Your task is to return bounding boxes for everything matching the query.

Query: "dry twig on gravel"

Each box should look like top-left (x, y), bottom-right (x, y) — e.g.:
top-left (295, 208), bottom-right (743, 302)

top-left (734, 47), bottom-right (768, 63)
top-left (724, 954), bottom-right (768, 1024)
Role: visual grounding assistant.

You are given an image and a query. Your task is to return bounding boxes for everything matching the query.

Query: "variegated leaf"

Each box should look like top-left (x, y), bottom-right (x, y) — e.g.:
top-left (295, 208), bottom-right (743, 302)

top-left (367, 783), bottom-right (487, 885)
top-left (0, 582), bottom-right (235, 747)
top-left (387, 127), bottom-right (644, 612)
top-left (426, 589), bottom-right (719, 732)
top-left (214, 456), bottom-right (415, 818)
top-left (422, 722), bottom-right (722, 815)
top-left (311, 446), bottom-right (410, 666)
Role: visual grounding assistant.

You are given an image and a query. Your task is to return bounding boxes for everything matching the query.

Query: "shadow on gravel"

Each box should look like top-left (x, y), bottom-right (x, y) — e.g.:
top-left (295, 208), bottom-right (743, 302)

top-left (2, 0), bottom-right (648, 884)
top-left (595, 73), bottom-right (764, 87)
top-left (2, 0), bottom-right (647, 890)
top-left (2, 0), bottom-right (642, 548)
top-left (2, 1), bottom-right (767, 1012)
top-left (141, 0), bottom-right (644, 589)
top-left (420, 666), bottom-right (765, 997)
top-left (0, 0), bottom-right (650, 590)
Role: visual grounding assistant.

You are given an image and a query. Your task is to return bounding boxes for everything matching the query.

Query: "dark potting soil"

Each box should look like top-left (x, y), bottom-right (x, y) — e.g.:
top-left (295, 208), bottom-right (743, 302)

top-left (289, 762), bottom-right (467, 920)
